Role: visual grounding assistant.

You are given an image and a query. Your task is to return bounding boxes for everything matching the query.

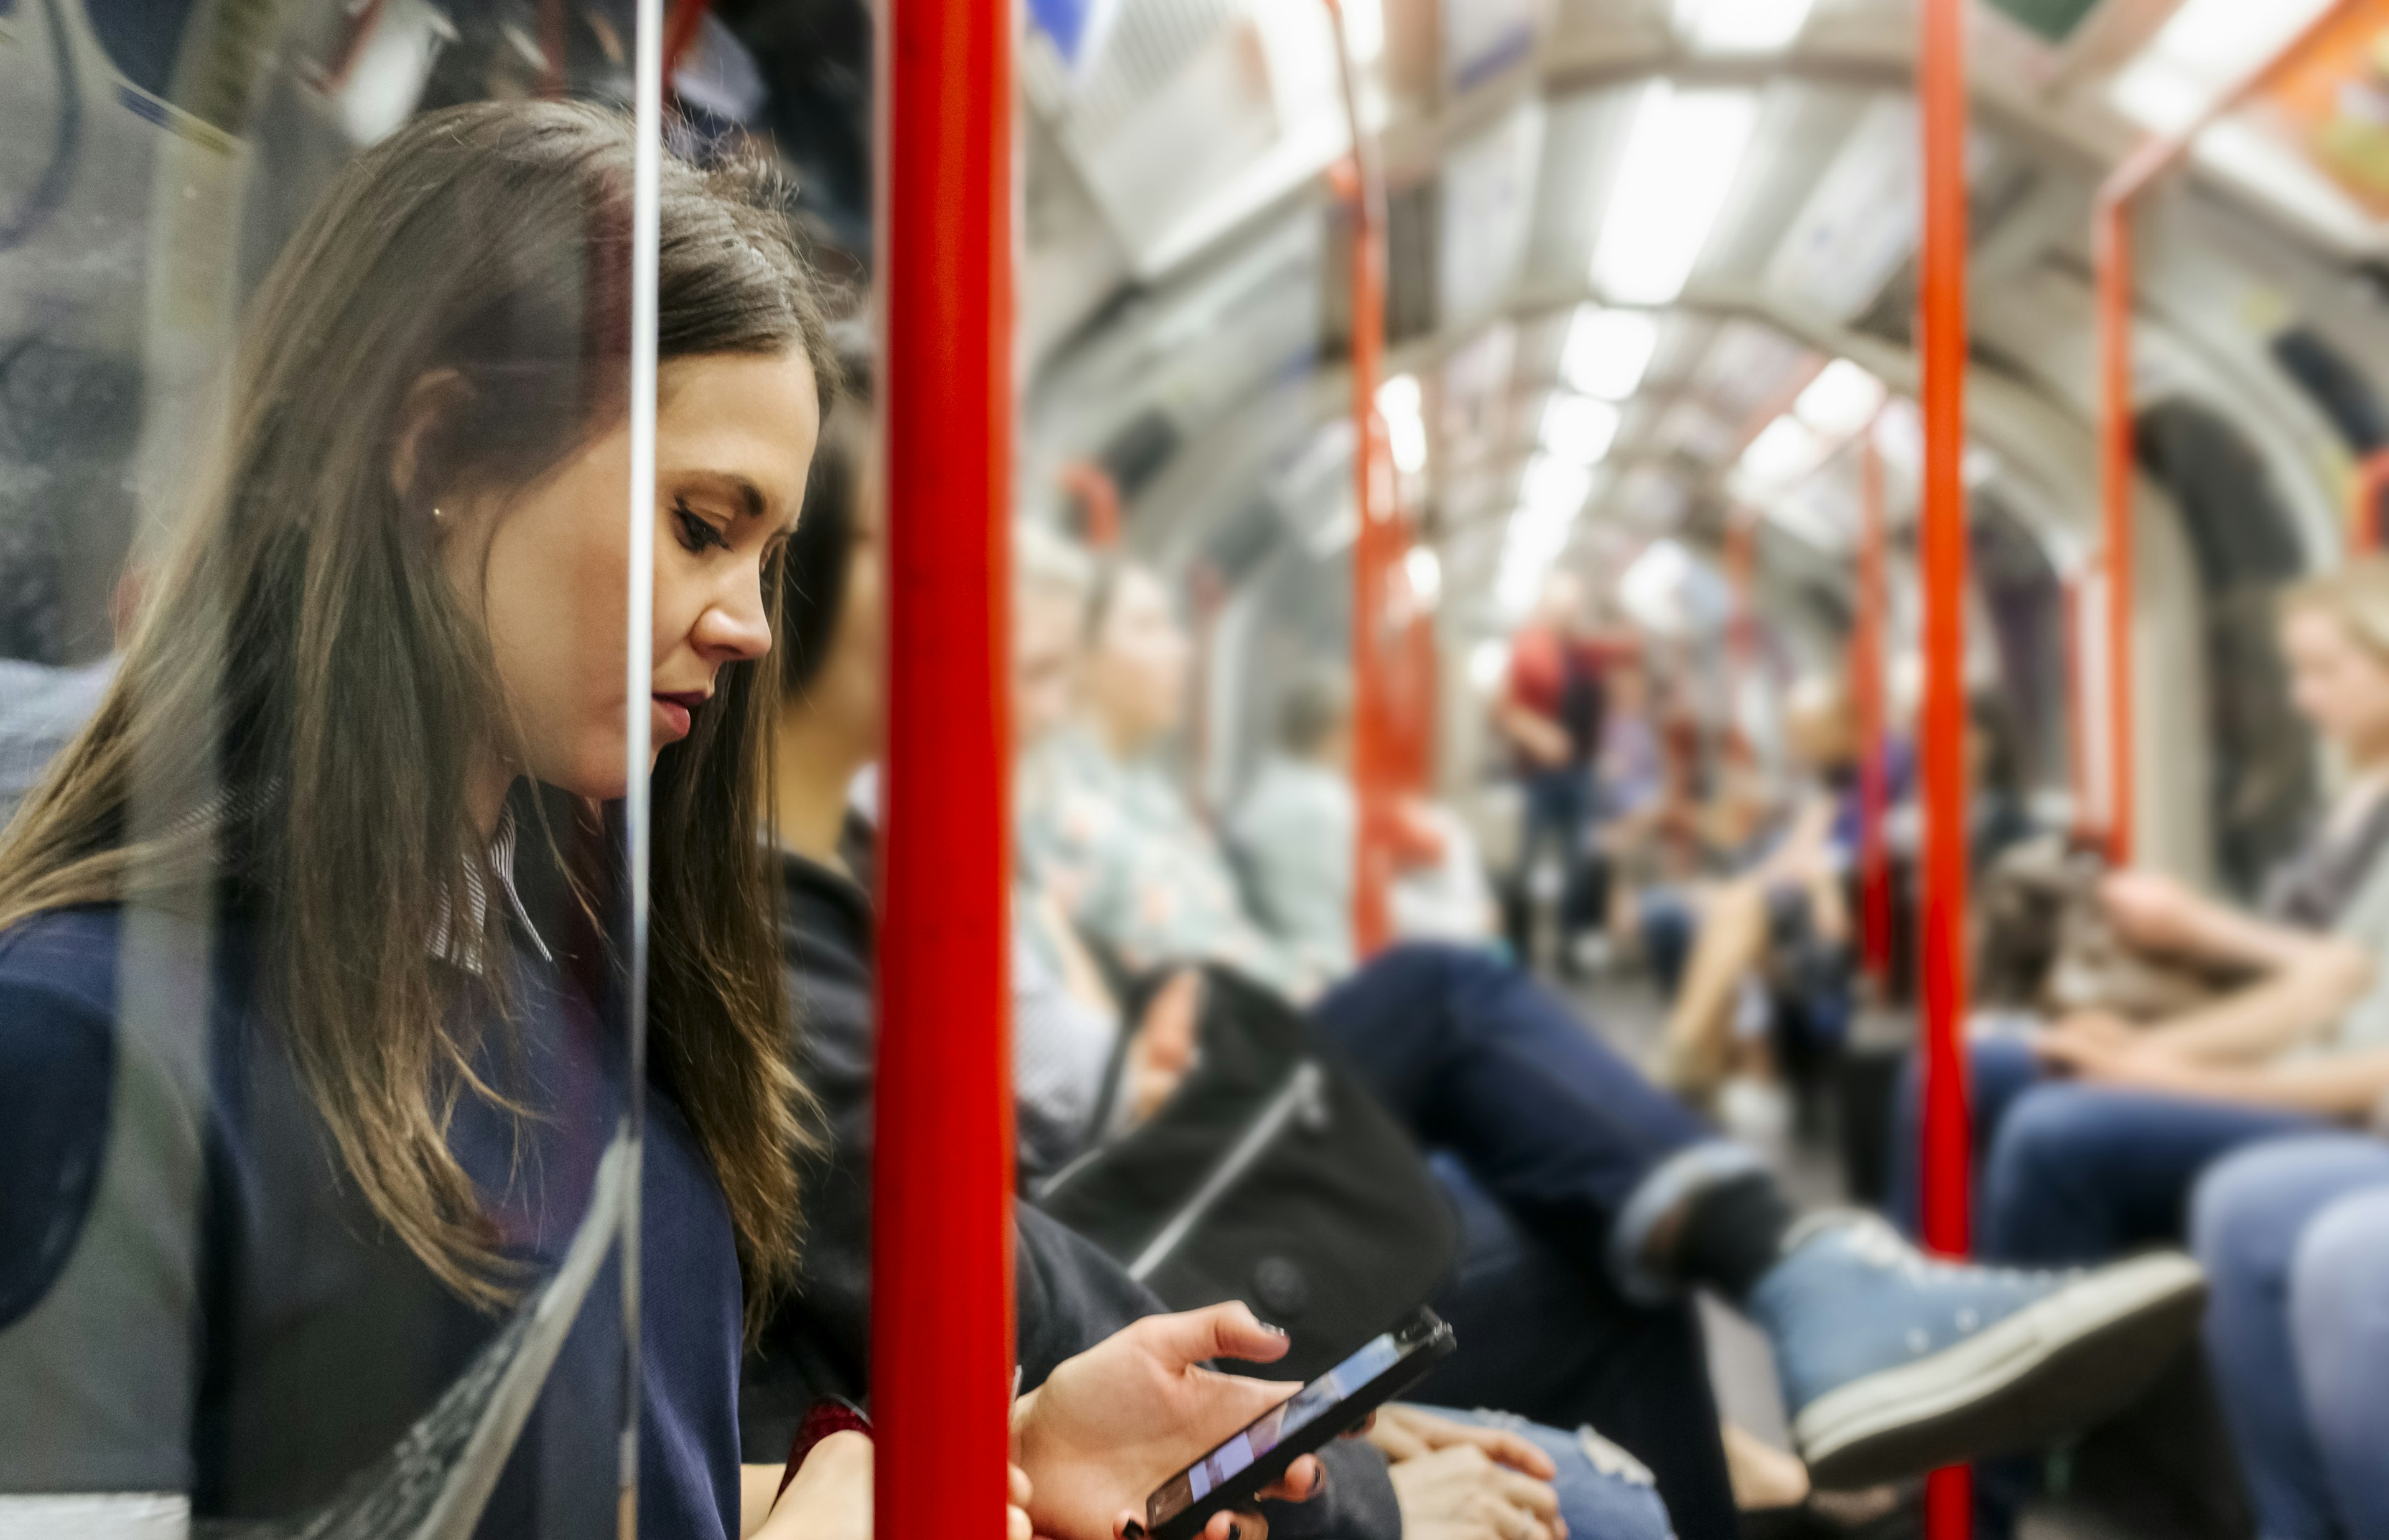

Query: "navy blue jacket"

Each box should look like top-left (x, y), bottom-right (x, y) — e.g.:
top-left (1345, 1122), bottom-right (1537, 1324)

top-left (0, 901), bottom-right (743, 1539)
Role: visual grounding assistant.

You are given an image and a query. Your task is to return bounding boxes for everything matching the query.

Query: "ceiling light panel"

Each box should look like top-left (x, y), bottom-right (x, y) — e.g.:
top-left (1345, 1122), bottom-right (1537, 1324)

top-left (1738, 414), bottom-right (1825, 488)
top-left (1539, 394), bottom-right (1623, 466)
top-left (1591, 83), bottom-right (1759, 306)
top-left (1793, 359), bottom-right (1886, 438)
top-left (1559, 305), bottom-right (1660, 401)
top-left (1520, 453), bottom-right (1596, 519)
top-left (1674, 0), bottom-right (1817, 55)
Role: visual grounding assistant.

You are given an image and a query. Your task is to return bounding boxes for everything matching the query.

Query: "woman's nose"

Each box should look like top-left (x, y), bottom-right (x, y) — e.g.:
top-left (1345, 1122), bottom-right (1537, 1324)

top-left (694, 572), bottom-right (774, 662)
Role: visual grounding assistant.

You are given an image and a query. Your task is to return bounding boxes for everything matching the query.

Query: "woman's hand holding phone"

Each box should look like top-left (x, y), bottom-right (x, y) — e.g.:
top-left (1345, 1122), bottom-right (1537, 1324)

top-left (1011, 1302), bottom-right (1325, 1540)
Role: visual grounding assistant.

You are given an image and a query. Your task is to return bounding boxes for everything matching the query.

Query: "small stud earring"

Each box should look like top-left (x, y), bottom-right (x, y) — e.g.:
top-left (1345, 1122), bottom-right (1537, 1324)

top-left (431, 506), bottom-right (447, 522)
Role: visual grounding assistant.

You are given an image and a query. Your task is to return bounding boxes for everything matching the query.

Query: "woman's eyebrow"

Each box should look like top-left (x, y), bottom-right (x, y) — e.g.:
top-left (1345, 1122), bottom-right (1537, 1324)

top-left (674, 470), bottom-right (772, 520)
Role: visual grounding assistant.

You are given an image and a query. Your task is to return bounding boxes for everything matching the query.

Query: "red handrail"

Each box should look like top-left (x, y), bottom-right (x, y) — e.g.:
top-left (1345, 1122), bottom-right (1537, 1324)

top-left (1325, 0), bottom-right (1400, 959)
top-left (1917, 0), bottom-right (1973, 1533)
top-left (2093, 0), bottom-right (2368, 867)
top-left (873, 2), bottom-right (1017, 1536)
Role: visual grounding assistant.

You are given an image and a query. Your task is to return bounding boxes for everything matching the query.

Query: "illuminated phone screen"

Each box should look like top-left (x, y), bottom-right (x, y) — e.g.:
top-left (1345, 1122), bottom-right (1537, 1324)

top-left (1148, 1330), bottom-right (1409, 1524)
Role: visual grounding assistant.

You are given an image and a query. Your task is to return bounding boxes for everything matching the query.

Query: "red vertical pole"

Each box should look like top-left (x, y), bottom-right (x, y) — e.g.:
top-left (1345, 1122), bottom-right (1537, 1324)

top-left (1328, 0), bottom-right (1396, 959)
top-left (1853, 429), bottom-right (1893, 986)
top-left (2094, 197), bottom-right (2135, 870)
top-left (2354, 450), bottom-right (2389, 557)
top-left (874, 2), bottom-right (1015, 1536)
top-left (1919, 0), bottom-right (1973, 1529)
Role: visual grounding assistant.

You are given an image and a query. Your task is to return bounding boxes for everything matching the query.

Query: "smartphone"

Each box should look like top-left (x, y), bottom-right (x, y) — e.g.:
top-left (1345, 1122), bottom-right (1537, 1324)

top-left (1145, 1309), bottom-right (1457, 1540)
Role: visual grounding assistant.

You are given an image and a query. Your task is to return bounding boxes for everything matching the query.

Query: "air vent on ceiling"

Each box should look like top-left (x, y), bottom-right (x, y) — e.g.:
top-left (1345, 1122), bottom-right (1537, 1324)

top-left (1069, 0), bottom-right (1237, 143)
top-left (1982, 0), bottom-right (2104, 45)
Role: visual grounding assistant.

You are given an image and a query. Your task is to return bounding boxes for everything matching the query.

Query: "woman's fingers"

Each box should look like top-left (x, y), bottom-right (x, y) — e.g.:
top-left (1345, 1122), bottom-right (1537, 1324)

top-left (1140, 1301), bottom-right (1294, 1370)
top-left (1007, 1504), bottom-right (1033, 1540)
top-left (1497, 1468), bottom-right (1562, 1526)
top-left (1009, 1464), bottom-right (1033, 1508)
top-left (1201, 1510), bottom-right (1268, 1540)
top-left (1444, 1424), bottom-right (1556, 1480)
top-left (1253, 1453), bottom-right (1323, 1503)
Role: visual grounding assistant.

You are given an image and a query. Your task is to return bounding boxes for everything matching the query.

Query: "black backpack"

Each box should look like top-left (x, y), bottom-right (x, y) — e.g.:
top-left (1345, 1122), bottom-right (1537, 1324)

top-left (1030, 966), bottom-right (1459, 1382)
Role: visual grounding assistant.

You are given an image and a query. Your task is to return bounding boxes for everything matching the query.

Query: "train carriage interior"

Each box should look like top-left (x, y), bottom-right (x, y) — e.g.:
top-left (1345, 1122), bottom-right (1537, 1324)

top-left (11, 1), bottom-right (2389, 1539)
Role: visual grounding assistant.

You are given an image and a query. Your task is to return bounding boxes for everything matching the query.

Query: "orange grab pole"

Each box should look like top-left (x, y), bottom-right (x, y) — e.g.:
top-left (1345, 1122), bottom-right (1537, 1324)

top-left (2354, 449), bottom-right (2389, 556)
top-left (2092, 0), bottom-right (2365, 868)
top-left (1326, 0), bottom-right (1398, 958)
top-left (1918, 0), bottom-right (1974, 1531)
top-left (2093, 196), bottom-right (2136, 869)
top-left (873, 0), bottom-right (1016, 1535)
top-left (1853, 429), bottom-right (1893, 987)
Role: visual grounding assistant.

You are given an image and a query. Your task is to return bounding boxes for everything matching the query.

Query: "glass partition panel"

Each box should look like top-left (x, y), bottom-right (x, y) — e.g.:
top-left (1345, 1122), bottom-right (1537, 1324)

top-left (0, 0), bottom-right (831, 1528)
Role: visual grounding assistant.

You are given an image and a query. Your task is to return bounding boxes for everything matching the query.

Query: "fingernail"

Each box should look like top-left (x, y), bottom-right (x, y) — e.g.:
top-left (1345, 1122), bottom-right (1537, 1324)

top-left (1260, 1322), bottom-right (1287, 1338)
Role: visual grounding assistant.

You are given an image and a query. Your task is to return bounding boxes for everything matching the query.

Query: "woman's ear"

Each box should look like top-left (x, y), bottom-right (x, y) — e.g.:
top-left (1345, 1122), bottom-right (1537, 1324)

top-left (391, 368), bottom-right (475, 511)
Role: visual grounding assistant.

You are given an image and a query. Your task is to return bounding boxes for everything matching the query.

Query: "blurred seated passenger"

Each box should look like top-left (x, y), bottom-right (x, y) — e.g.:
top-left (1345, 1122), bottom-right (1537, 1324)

top-left (747, 443), bottom-right (1644, 1540)
top-left (1227, 668), bottom-right (1364, 981)
top-left (1226, 669), bottom-right (1496, 983)
top-left (1020, 560), bottom-right (1321, 998)
top-left (1894, 560), bottom-right (2389, 1265)
top-left (1645, 679), bottom-right (1870, 1111)
top-left (1011, 545), bottom-right (2208, 1537)
top-left (2194, 1134), bottom-right (2389, 1540)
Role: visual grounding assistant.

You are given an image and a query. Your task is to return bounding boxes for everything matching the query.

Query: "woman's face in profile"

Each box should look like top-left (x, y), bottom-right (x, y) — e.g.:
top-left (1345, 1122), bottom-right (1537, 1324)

top-left (1086, 568), bottom-right (1191, 748)
top-left (2282, 608), bottom-right (2389, 761)
top-left (445, 348), bottom-right (821, 802)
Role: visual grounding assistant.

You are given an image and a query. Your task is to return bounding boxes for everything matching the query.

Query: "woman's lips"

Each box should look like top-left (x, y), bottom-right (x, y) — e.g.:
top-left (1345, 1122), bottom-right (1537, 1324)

top-left (651, 691), bottom-right (706, 740)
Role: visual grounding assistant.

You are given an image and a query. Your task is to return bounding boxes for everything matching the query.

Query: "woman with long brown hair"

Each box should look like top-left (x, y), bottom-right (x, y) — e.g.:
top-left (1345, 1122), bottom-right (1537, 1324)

top-left (0, 101), bottom-right (1319, 1540)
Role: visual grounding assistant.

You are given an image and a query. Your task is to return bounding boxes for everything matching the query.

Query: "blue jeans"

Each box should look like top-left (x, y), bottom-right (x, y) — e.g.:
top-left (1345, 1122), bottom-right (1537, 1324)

top-left (1410, 1403), bottom-right (1677, 1540)
top-left (1310, 946), bottom-right (1740, 1539)
top-left (2195, 1136), bottom-right (2389, 1540)
top-left (1890, 1036), bottom-right (2326, 1263)
top-left (1311, 944), bottom-right (1727, 1288)
top-left (1417, 1158), bottom-right (1726, 1540)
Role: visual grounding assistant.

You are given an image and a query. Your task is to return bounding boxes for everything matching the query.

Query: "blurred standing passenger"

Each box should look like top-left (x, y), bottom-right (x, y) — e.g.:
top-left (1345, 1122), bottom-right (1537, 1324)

top-left (1495, 572), bottom-right (1609, 972)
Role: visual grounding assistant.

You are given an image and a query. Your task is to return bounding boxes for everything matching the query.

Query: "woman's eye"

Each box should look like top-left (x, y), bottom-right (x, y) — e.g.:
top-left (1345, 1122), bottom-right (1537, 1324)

top-left (673, 499), bottom-right (730, 553)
